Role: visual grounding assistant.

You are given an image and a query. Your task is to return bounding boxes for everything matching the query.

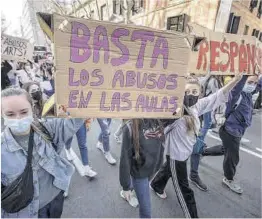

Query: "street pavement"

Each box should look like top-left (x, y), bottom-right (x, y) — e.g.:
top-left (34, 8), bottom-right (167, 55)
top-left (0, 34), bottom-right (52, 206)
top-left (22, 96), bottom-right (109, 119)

top-left (62, 113), bottom-right (262, 218)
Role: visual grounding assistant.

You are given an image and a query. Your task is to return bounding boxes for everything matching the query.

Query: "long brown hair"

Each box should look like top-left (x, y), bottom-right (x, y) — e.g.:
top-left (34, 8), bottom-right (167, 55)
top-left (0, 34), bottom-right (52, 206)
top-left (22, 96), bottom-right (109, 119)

top-left (131, 119), bottom-right (163, 160)
top-left (131, 119), bottom-right (141, 160)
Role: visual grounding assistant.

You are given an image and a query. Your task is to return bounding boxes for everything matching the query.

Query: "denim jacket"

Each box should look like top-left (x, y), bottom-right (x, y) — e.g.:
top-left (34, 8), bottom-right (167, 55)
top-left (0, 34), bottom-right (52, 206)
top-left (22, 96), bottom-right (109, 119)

top-left (1, 118), bottom-right (84, 218)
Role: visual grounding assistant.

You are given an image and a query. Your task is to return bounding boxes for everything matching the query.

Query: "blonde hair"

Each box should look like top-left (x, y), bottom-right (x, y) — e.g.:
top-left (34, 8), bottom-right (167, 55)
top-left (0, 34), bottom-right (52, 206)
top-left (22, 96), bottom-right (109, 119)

top-left (184, 115), bottom-right (196, 135)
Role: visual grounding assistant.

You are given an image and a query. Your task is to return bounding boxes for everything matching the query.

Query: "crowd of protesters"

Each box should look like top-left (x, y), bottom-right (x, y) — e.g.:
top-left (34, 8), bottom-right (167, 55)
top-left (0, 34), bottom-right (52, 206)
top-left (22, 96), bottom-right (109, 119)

top-left (1, 54), bottom-right (262, 218)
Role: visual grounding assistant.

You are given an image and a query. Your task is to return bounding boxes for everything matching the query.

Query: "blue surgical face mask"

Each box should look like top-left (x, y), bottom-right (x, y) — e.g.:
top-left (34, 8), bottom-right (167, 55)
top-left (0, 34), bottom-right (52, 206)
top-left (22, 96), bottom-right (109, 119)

top-left (242, 83), bottom-right (256, 93)
top-left (4, 115), bottom-right (33, 135)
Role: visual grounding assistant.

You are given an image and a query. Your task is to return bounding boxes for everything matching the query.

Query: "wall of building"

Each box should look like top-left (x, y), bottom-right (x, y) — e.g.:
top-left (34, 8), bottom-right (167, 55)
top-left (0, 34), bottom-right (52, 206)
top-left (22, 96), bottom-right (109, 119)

top-left (21, 0), bottom-right (51, 48)
top-left (230, 0), bottom-right (262, 37)
top-left (64, 0), bottom-right (261, 41)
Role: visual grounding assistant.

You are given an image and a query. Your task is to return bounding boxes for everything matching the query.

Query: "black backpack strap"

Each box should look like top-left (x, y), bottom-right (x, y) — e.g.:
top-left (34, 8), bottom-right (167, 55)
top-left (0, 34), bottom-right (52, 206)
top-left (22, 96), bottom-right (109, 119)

top-left (38, 122), bottom-right (58, 152)
top-left (32, 120), bottom-right (58, 152)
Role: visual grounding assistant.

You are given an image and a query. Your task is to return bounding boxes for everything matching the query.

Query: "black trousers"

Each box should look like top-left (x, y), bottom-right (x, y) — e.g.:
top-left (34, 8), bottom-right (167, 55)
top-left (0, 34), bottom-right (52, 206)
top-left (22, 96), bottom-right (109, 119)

top-left (219, 126), bottom-right (241, 181)
top-left (38, 191), bottom-right (65, 218)
top-left (151, 156), bottom-right (198, 218)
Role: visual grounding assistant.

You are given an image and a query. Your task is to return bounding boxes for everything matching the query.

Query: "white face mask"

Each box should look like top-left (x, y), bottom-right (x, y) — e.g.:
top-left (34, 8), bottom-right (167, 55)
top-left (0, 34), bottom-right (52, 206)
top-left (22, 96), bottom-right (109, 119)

top-left (242, 84), bottom-right (256, 93)
top-left (4, 115), bottom-right (34, 135)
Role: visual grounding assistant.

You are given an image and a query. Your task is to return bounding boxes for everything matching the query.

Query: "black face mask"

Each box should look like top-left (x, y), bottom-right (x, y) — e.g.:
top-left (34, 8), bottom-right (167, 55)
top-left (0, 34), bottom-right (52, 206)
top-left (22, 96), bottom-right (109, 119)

top-left (31, 91), bottom-right (42, 100)
top-left (183, 94), bottom-right (199, 108)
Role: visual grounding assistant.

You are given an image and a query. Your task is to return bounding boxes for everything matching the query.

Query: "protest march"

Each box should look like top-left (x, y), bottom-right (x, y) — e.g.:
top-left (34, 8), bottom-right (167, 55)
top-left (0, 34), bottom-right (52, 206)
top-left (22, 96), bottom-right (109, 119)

top-left (1, 1), bottom-right (262, 218)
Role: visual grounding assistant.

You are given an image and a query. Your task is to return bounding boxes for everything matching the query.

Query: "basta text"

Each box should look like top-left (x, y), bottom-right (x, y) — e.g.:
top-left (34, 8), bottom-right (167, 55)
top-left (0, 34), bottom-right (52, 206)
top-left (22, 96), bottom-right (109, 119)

top-left (70, 21), bottom-right (169, 69)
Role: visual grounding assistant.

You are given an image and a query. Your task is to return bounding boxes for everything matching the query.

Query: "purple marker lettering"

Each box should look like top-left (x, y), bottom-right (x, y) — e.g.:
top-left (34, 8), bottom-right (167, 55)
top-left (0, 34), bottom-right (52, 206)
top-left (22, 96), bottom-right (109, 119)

top-left (151, 36), bottom-right (169, 69)
top-left (145, 96), bottom-right (154, 112)
top-left (68, 90), bottom-right (79, 108)
top-left (160, 96), bottom-right (169, 112)
top-left (153, 97), bottom-right (164, 112)
top-left (157, 74), bottom-right (167, 89)
top-left (166, 74), bottom-right (178, 90)
top-left (169, 96), bottom-right (178, 112)
top-left (93, 25), bottom-right (109, 64)
top-left (112, 70), bottom-right (124, 88)
top-left (70, 21), bottom-right (91, 63)
top-left (135, 94), bottom-right (145, 112)
top-left (146, 73), bottom-right (157, 89)
top-left (80, 69), bottom-right (89, 86)
top-left (90, 69), bottom-right (104, 86)
top-left (131, 30), bottom-right (154, 68)
top-left (121, 92), bottom-right (132, 111)
top-left (100, 91), bottom-right (110, 111)
top-left (111, 92), bottom-right (121, 112)
top-left (111, 28), bottom-right (130, 66)
top-left (137, 72), bottom-right (147, 89)
top-left (78, 91), bottom-right (92, 108)
top-left (126, 70), bottom-right (136, 87)
top-left (68, 68), bottom-right (80, 86)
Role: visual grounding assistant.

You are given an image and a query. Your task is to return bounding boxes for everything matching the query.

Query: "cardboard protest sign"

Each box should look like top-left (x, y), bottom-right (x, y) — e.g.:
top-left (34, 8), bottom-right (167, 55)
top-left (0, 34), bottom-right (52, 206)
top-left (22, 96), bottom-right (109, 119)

top-left (1, 34), bottom-right (33, 62)
top-left (189, 31), bottom-right (262, 75)
top-left (39, 13), bottom-right (194, 118)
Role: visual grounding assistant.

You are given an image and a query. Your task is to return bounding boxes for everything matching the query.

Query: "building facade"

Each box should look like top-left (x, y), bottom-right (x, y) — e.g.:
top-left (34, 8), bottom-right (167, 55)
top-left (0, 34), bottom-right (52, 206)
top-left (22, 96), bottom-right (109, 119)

top-left (21, 0), bottom-right (53, 49)
top-left (64, 0), bottom-right (262, 42)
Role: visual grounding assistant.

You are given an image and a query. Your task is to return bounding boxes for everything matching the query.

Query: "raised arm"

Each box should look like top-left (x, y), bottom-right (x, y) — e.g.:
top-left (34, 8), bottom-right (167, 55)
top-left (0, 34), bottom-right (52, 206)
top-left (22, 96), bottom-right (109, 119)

top-left (193, 72), bottom-right (244, 116)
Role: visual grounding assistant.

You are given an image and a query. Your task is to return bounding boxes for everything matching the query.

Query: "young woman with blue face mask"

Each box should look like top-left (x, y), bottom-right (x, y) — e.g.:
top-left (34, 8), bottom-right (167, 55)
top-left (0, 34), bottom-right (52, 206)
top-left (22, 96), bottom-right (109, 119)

top-left (1, 87), bottom-right (83, 218)
top-left (219, 74), bottom-right (259, 194)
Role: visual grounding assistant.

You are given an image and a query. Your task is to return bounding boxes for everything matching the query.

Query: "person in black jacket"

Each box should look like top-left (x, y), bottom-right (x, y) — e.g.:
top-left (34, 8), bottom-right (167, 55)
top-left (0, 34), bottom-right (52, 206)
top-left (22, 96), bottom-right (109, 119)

top-left (119, 119), bottom-right (164, 218)
top-left (1, 61), bottom-right (12, 90)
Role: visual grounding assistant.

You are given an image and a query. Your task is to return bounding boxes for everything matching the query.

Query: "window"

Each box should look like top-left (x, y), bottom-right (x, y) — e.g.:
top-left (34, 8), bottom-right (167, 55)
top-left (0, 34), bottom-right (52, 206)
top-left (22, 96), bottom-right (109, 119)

top-left (101, 4), bottom-right (107, 20)
top-left (243, 25), bottom-right (249, 35)
top-left (113, 0), bottom-right (123, 15)
top-left (257, 0), bottom-right (262, 18)
top-left (226, 13), bottom-right (240, 34)
top-left (252, 29), bottom-right (260, 37)
top-left (259, 32), bottom-right (262, 42)
top-left (167, 14), bottom-right (188, 32)
top-left (132, 0), bottom-right (144, 15)
top-left (249, 0), bottom-right (258, 12)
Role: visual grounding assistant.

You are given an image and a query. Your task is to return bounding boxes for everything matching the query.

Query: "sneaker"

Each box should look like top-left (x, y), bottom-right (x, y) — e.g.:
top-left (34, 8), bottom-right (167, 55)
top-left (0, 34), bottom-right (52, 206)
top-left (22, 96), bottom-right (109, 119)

top-left (189, 176), bottom-right (208, 191)
top-left (120, 190), bottom-right (139, 208)
top-left (222, 177), bottom-right (243, 194)
top-left (65, 148), bottom-right (74, 161)
top-left (149, 184), bottom-right (167, 199)
top-left (64, 190), bottom-right (69, 198)
top-left (104, 152), bottom-right (116, 165)
top-left (114, 133), bottom-right (122, 144)
top-left (84, 165), bottom-right (97, 178)
top-left (96, 141), bottom-right (104, 153)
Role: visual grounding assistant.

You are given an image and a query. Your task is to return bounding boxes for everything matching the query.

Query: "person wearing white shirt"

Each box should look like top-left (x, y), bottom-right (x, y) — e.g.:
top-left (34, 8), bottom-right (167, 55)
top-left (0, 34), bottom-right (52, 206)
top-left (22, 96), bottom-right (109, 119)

top-left (150, 72), bottom-right (243, 218)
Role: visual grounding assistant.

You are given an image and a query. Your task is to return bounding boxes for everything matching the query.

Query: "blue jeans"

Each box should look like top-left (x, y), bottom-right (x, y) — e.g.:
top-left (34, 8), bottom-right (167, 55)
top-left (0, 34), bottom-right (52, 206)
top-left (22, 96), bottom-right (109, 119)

top-left (132, 177), bottom-right (151, 218)
top-left (190, 111), bottom-right (212, 178)
top-left (97, 118), bottom-right (111, 152)
top-left (66, 123), bottom-right (89, 166)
